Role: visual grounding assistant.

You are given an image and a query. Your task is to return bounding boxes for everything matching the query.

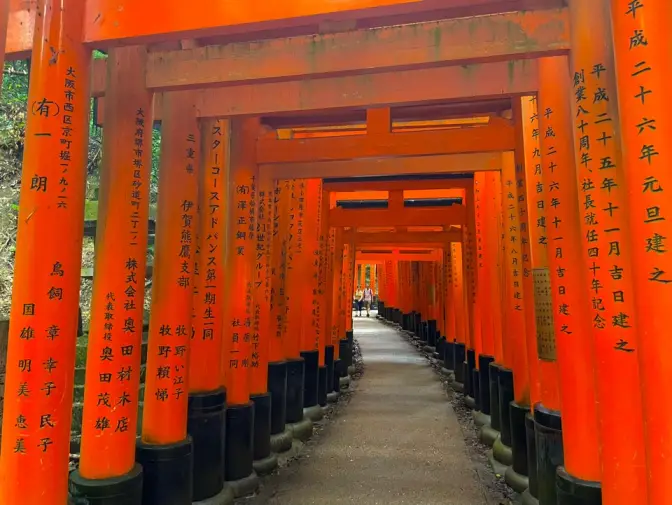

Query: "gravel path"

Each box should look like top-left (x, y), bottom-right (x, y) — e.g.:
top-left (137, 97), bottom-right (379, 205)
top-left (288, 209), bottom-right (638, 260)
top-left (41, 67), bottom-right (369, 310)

top-left (245, 314), bottom-right (496, 505)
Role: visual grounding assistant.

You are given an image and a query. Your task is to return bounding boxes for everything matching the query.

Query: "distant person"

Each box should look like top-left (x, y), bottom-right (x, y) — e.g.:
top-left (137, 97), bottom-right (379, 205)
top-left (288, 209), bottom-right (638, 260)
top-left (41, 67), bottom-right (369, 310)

top-left (361, 285), bottom-right (373, 317)
top-left (354, 289), bottom-right (363, 317)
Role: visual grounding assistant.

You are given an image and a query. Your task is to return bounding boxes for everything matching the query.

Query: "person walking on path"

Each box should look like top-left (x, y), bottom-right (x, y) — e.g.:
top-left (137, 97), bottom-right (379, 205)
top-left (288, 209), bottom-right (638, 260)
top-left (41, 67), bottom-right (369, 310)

top-left (361, 285), bottom-right (374, 317)
top-left (354, 288), bottom-right (363, 317)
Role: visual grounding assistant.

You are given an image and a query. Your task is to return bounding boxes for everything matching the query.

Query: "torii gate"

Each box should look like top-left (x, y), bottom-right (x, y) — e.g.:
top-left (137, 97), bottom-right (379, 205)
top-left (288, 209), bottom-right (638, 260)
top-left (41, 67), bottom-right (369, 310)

top-left (0, 2), bottom-right (666, 505)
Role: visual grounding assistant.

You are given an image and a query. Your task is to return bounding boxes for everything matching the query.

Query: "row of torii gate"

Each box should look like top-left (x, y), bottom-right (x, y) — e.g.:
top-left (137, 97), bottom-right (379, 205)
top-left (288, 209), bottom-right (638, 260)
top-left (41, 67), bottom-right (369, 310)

top-left (0, 1), bottom-right (668, 505)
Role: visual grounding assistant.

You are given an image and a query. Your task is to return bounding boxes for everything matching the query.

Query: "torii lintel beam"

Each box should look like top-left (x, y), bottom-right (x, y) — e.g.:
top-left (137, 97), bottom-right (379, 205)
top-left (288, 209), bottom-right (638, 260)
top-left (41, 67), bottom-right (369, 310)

top-left (323, 177), bottom-right (473, 192)
top-left (347, 230), bottom-right (462, 244)
top-left (330, 206), bottom-right (466, 228)
top-left (357, 252), bottom-right (442, 261)
top-left (6, 0), bottom-right (429, 57)
top-left (94, 59), bottom-right (538, 120)
top-left (7, 4), bottom-right (568, 61)
top-left (137, 9), bottom-right (567, 92)
top-left (257, 119), bottom-right (513, 164)
top-left (262, 154), bottom-right (498, 179)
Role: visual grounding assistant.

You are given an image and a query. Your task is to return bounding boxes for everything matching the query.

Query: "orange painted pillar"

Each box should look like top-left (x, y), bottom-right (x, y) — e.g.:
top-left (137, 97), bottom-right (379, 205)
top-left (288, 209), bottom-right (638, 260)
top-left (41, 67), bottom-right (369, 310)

top-left (451, 243), bottom-right (468, 389)
top-left (279, 181), bottom-right (313, 431)
top-left (245, 143), bottom-right (280, 470)
top-left (518, 97), bottom-right (561, 414)
top-left (316, 188), bottom-right (335, 400)
top-left (611, 2), bottom-right (672, 502)
top-left (443, 248), bottom-right (456, 343)
top-left (70, 46), bottom-right (151, 503)
top-left (299, 179), bottom-right (324, 415)
top-left (0, 1), bottom-right (91, 502)
top-left (495, 151), bottom-right (531, 478)
top-left (515, 95), bottom-right (562, 504)
top-left (370, 264), bottom-right (377, 302)
top-left (252, 169), bottom-right (272, 397)
top-left (569, 1), bottom-right (648, 501)
top-left (268, 179), bottom-right (292, 440)
top-left (473, 175), bottom-right (486, 359)
top-left (489, 175), bottom-right (505, 365)
top-left (331, 228), bottom-right (344, 359)
top-left (137, 92), bottom-right (199, 502)
top-left (477, 173), bottom-right (507, 439)
top-left (536, 56), bottom-right (601, 503)
top-left (186, 118), bottom-right (229, 501)
top-left (463, 188), bottom-right (478, 400)
top-left (222, 118), bottom-right (260, 482)
top-left (472, 174), bottom-right (495, 418)
top-left (284, 180), bottom-right (303, 361)
top-left (387, 259), bottom-right (398, 313)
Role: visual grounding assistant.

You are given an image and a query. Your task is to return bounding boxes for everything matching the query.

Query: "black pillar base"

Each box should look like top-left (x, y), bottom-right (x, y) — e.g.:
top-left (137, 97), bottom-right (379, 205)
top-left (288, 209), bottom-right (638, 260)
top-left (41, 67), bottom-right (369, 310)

top-left (489, 363), bottom-right (502, 432)
top-left (534, 403), bottom-right (563, 505)
top-left (187, 389), bottom-right (226, 501)
top-left (414, 312), bottom-right (421, 335)
top-left (478, 361), bottom-right (500, 447)
top-left (525, 411), bottom-right (539, 502)
top-left (442, 340), bottom-right (455, 375)
top-left (300, 350), bottom-right (319, 408)
top-left (402, 313), bottom-right (412, 331)
top-left (427, 320), bottom-right (437, 347)
top-left (136, 437), bottom-right (193, 505)
top-left (436, 334), bottom-right (445, 359)
top-left (465, 348), bottom-right (476, 397)
top-left (478, 355), bottom-right (495, 416)
top-left (346, 329), bottom-right (354, 348)
top-left (471, 368), bottom-right (480, 410)
top-left (498, 367), bottom-right (514, 447)
top-left (556, 466), bottom-right (601, 505)
top-left (318, 365), bottom-right (328, 407)
top-left (69, 463), bottom-right (143, 505)
top-left (505, 400), bottom-right (530, 493)
top-left (453, 342), bottom-right (466, 390)
top-left (325, 345), bottom-right (335, 393)
top-left (286, 357), bottom-right (305, 424)
top-left (419, 321), bottom-right (428, 343)
top-left (339, 338), bottom-right (353, 370)
top-left (224, 402), bottom-right (255, 483)
top-left (251, 393), bottom-right (277, 477)
top-left (333, 358), bottom-right (343, 385)
top-left (267, 361), bottom-right (288, 436)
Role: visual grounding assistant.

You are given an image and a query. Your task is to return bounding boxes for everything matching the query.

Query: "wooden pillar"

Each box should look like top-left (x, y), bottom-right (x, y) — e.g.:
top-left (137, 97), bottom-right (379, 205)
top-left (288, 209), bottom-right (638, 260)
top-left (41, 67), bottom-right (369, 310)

top-left (515, 96), bottom-right (561, 415)
top-left (490, 176), bottom-right (505, 364)
top-left (331, 228), bottom-right (344, 358)
top-left (443, 249), bottom-right (456, 341)
top-left (284, 180), bottom-right (302, 360)
top-left (537, 56), bottom-right (600, 502)
top-left (186, 118), bottom-right (229, 501)
top-left (249, 142), bottom-right (278, 470)
top-left (222, 118), bottom-right (259, 483)
top-left (0, 1), bottom-right (91, 502)
top-left (568, 0), bottom-right (648, 501)
top-left (268, 179), bottom-right (291, 440)
top-left (138, 92), bottom-right (200, 502)
top-left (611, 2), bottom-right (672, 502)
top-left (501, 151), bottom-right (530, 405)
top-left (299, 179), bottom-right (323, 413)
top-left (473, 175), bottom-right (487, 359)
top-left (270, 180), bottom-right (291, 365)
top-left (70, 46), bottom-right (151, 503)
top-left (252, 171), bottom-right (272, 396)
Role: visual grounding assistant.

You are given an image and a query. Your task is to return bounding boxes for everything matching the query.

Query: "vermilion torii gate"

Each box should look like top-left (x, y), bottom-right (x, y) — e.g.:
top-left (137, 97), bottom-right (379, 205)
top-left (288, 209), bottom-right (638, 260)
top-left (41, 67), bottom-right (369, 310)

top-left (0, 1), bottom-right (670, 505)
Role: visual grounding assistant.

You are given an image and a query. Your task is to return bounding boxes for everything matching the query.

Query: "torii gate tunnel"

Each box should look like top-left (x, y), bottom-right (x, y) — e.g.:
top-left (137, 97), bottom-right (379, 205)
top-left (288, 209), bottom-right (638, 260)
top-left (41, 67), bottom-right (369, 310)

top-left (0, 1), bottom-right (668, 505)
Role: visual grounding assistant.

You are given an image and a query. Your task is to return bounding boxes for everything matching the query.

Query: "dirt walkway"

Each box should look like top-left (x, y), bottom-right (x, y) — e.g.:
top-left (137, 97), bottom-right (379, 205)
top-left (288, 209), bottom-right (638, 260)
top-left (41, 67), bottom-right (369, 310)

top-left (245, 315), bottom-right (494, 505)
